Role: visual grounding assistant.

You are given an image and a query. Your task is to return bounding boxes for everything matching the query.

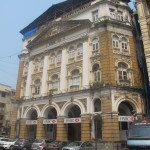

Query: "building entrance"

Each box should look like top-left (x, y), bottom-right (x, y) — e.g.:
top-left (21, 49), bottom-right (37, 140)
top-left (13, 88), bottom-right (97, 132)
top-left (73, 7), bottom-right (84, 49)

top-left (26, 109), bottom-right (37, 140)
top-left (118, 101), bottom-right (135, 141)
top-left (43, 107), bottom-right (57, 140)
top-left (66, 105), bottom-right (81, 141)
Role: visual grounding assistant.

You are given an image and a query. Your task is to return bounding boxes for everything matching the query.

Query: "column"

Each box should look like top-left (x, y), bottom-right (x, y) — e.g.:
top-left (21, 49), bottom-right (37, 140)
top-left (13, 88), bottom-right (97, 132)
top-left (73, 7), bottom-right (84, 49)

top-left (41, 55), bottom-right (48, 96)
top-left (82, 41), bottom-right (89, 89)
top-left (102, 114), bottom-right (119, 142)
top-left (19, 118), bottom-right (28, 139)
top-left (25, 60), bottom-right (33, 98)
top-left (56, 116), bottom-right (67, 141)
top-left (60, 48), bottom-right (67, 93)
top-left (36, 117), bottom-right (45, 139)
top-left (81, 115), bottom-right (91, 141)
top-left (10, 106), bottom-right (18, 138)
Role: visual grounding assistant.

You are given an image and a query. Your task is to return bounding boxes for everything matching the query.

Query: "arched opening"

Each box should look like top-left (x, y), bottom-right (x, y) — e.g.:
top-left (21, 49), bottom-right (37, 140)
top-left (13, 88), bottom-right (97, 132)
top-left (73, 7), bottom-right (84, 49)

top-left (26, 109), bottom-right (38, 140)
top-left (43, 107), bottom-right (57, 140)
top-left (118, 101), bottom-right (135, 141)
top-left (66, 104), bottom-right (81, 141)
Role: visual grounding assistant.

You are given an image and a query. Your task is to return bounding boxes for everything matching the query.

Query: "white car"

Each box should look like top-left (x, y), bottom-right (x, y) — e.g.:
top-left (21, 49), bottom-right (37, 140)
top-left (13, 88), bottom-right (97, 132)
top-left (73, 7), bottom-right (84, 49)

top-left (2, 138), bottom-right (17, 150)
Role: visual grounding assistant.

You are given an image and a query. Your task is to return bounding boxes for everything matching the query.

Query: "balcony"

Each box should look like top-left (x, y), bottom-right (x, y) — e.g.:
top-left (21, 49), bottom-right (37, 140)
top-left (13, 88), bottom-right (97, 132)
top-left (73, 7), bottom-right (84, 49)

top-left (70, 85), bottom-right (79, 92)
top-left (119, 79), bottom-right (130, 86)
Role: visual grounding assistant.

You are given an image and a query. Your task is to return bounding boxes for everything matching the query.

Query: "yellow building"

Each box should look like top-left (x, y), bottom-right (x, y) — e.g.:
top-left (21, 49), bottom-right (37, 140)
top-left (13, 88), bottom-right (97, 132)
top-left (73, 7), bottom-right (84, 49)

top-left (11, 0), bottom-right (144, 149)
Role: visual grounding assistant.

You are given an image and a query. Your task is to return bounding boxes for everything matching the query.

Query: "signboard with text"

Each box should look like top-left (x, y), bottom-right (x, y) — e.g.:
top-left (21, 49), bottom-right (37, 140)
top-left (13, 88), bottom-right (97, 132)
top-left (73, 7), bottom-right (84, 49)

top-left (26, 120), bottom-right (37, 125)
top-left (43, 119), bottom-right (57, 124)
top-left (64, 118), bottom-right (81, 124)
top-left (118, 116), bottom-right (134, 122)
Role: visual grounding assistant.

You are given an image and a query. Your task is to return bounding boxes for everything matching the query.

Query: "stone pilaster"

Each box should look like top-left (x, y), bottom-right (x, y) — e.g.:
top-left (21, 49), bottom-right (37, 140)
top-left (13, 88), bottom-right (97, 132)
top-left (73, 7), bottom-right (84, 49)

top-left (81, 115), bottom-right (91, 141)
top-left (25, 60), bottom-right (33, 98)
top-left (10, 106), bottom-right (18, 138)
top-left (19, 118), bottom-right (28, 139)
top-left (56, 117), bottom-right (67, 141)
top-left (102, 114), bottom-right (120, 142)
top-left (60, 48), bottom-right (67, 93)
top-left (41, 55), bottom-right (48, 96)
top-left (15, 61), bottom-right (24, 100)
top-left (36, 118), bottom-right (45, 139)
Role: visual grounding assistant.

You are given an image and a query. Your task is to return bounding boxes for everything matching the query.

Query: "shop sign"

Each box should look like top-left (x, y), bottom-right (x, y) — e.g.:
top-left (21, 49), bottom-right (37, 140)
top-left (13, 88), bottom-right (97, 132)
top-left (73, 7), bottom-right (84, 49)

top-left (26, 120), bottom-right (37, 125)
top-left (64, 118), bottom-right (81, 124)
top-left (43, 119), bottom-right (57, 124)
top-left (118, 116), bottom-right (134, 122)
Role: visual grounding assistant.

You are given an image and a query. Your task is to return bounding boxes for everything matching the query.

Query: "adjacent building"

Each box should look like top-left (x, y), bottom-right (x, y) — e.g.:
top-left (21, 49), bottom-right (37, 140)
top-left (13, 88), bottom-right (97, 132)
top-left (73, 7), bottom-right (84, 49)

top-left (10, 0), bottom-right (144, 149)
top-left (0, 83), bottom-right (15, 136)
top-left (136, 0), bottom-right (150, 116)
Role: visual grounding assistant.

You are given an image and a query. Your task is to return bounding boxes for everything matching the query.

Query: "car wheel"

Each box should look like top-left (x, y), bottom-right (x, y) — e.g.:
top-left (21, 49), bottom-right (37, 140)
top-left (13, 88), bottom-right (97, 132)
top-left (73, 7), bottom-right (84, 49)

top-left (10, 146), bottom-right (14, 150)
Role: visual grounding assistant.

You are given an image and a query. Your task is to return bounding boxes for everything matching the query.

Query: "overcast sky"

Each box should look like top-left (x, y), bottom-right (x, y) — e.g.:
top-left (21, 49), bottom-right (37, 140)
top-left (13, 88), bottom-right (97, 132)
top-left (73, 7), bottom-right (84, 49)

top-left (0, 0), bottom-right (135, 89)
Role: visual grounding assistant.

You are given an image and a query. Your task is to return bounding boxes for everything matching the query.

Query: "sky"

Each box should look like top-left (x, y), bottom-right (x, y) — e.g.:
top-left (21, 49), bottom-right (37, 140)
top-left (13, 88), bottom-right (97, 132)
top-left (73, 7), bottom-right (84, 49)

top-left (0, 0), bottom-right (135, 89)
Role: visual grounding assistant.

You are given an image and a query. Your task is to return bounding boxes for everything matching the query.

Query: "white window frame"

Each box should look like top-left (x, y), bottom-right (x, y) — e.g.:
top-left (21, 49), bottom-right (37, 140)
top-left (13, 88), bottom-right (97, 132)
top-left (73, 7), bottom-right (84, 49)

top-left (34, 80), bottom-right (40, 95)
top-left (51, 54), bottom-right (55, 64)
top-left (122, 37), bottom-right (128, 50)
top-left (69, 47), bottom-right (75, 59)
top-left (93, 64), bottom-right (100, 82)
top-left (51, 75), bottom-right (58, 90)
top-left (118, 11), bottom-right (123, 21)
top-left (77, 43), bottom-right (83, 56)
top-left (110, 8), bottom-right (115, 19)
top-left (57, 51), bottom-right (62, 62)
top-left (92, 10), bottom-right (98, 22)
top-left (118, 63), bottom-right (128, 81)
top-left (72, 70), bottom-right (80, 86)
top-left (35, 59), bottom-right (39, 71)
top-left (113, 35), bottom-right (119, 48)
top-left (92, 38), bottom-right (99, 51)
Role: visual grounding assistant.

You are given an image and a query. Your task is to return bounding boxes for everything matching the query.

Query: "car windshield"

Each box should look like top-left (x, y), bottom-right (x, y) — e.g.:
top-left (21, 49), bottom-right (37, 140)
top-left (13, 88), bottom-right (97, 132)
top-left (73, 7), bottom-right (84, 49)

top-left (67, 142), bottom-right (82, 146)
top-left (8, 139), bottom-right (16, 142)
top-left (34, 139), bottom-right (43, 143)
top-left (16, 139), bottom-right (24, 143)
top-left (128, 127), bottom-right (150, 138)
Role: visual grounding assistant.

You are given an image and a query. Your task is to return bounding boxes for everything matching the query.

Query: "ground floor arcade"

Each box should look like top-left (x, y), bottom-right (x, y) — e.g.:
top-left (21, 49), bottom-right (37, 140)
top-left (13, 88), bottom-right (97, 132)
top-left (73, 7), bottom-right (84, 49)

top-left (10, 87), bottom-right (144, 149)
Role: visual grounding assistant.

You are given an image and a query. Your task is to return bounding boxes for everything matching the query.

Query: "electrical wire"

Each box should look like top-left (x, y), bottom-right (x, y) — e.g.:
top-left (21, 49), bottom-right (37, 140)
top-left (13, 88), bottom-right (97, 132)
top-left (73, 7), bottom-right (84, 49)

top-left (0, 51), bottom-right (21, 60)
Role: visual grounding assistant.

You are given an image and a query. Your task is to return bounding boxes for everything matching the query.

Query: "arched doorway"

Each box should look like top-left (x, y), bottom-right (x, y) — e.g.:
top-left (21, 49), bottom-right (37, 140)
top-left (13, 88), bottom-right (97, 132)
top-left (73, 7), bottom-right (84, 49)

top-left (43, 107), bottom-right (57, 140)
top-left (118, 101), bottom-right (135, 141)
top-left (26, 109), bottom-right (37, 140)
top-left (66, 105), bottom-right (81, 141)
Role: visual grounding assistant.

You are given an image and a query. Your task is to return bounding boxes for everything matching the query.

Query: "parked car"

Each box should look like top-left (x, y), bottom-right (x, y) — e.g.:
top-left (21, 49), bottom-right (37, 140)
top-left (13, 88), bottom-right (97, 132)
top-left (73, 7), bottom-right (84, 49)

top-left (2, 138), bottom-right (17, 150)
top-left (46, 141), bottom-right (68, 150)
top-left (13, 138), bottom-right (33, 150)
top-left (31, 139), bottom-right (52, 150)
top-left (62, 141), bottom-right (95, 150)
top-left (0, 138), bottom-right (9, 149)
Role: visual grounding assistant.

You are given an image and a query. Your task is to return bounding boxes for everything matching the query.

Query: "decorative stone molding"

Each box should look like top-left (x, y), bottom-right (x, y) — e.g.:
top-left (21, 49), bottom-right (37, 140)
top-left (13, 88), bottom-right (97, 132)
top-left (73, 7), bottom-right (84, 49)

top-left (56, 101), bottom-right (66, 110)
top-left (78, 98), bottom-right (87, 111)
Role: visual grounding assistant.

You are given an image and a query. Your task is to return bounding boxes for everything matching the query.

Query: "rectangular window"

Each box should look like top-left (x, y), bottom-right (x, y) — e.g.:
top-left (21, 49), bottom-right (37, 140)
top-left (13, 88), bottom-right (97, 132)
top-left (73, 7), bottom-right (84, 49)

top-left (118, 11), bottom-right (123, 21)
top-left (52, 82), bottom-right (58, 90)
top-left (1, 92), bottom-right (6, 97)
top-left (35, 86), bottom-right (40, 94)
top-left (92, 10), bottom-right (98, 22)
top-left (110, 8), bottom-right (115, 19)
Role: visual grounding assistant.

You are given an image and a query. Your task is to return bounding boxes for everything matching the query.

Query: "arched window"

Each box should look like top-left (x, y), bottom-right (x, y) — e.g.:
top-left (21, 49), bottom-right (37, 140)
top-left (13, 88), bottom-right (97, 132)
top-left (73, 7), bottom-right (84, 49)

top-left (35, 59), bottom-right (39, 70)
top-left (77, 43), bottom-right (83, 56)
top-left (72, 69), bottom-right (80, 85)
top-left (57, 50), bottom-right (62, 62)
top-left (118, 62), bottom-right (128, 80)
top-left (69, 46), bottom-right (75, 58)
top-left (94, 99), bottom-right (101, 112)
top-left (51, 75), bottom-right (58, 90)
top-left (34, 79), bottom-right (40, 95)
top-left (41, 57), bottom-right (44, 68)
top-left (51, 53), bottom-right (55, 64)
top-left (113, 35), bottom-right (119, 48)
top-left (122, 37), bottom-right (128, 50)
top-left (93, 64), bottom-right (100, 82)
top-left (92, 38), bottom-right (99, 51)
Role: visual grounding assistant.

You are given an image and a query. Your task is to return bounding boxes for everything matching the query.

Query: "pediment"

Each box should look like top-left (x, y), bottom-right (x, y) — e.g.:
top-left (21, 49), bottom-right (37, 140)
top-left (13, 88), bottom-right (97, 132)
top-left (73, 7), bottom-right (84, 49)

top-left (27, 20), bottom-right (91, 48)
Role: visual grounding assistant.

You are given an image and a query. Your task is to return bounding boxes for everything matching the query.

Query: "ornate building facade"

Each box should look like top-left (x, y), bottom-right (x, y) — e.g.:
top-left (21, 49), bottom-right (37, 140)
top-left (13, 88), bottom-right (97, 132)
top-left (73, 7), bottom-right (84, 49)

top-left (11, 0), bottom-right (144, 149)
